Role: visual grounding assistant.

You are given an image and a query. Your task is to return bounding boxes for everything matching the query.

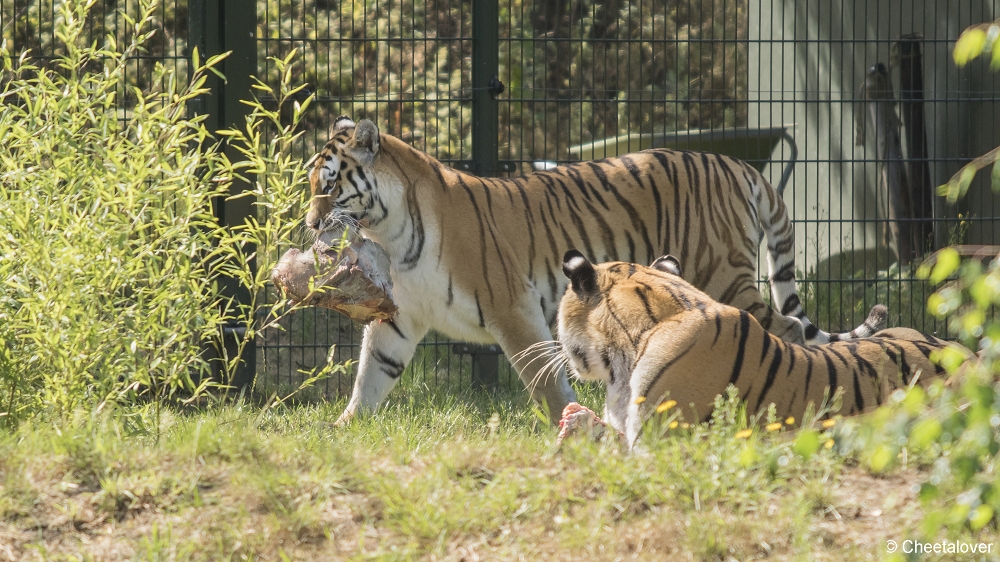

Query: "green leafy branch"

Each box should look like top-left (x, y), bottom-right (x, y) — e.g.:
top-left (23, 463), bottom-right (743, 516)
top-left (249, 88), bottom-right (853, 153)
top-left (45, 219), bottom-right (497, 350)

top-left (940, 20), bottom-right (1000, 203)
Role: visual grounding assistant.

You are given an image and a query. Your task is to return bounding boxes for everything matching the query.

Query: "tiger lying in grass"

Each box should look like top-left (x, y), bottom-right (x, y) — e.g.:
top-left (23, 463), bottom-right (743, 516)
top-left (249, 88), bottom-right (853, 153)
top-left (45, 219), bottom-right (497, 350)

top-left (554, 250), bottom-right (973, 449)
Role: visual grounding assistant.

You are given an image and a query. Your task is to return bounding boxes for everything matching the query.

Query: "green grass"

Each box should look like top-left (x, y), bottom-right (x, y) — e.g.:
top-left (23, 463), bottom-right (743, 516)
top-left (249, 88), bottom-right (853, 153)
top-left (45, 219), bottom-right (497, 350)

top-left (3, 377), bottom-right (990, 561)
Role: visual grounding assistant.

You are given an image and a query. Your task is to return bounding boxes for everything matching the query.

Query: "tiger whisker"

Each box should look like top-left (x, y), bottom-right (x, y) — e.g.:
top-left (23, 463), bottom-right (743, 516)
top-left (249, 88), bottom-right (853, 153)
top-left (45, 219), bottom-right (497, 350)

top-left (528, 353), bottom-right (568, 393)
top-left (298, 222), bottom-right (318, 244)
top-left (513, 342), bottom-right (565, 387)
top-left (325, 211), bottom-right (363, 234)
top-left (511, 341), bottom-right (561, 367)
top-left (518, 353), bottom-right (560, 377)
top-left (535, 360), bottom-right (568, 393)
top-left (511, 340), bottom-right (561, 360)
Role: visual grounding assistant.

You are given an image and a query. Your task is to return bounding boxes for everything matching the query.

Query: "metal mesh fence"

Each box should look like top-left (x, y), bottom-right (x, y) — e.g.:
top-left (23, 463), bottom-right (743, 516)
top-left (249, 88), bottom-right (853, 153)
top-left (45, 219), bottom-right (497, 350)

top-left (498, 0), bottom-right (749, 171)
top-left (1, 0), bottom-right (190, 108)
top-left (4, 0), bottom-right (999, 397)
top-left (750, 1), bottom-right (1000, 340)
top-left (254, 0), bottom-right (761, 397)
top-left (255, 0), bottom-right (1000, 397)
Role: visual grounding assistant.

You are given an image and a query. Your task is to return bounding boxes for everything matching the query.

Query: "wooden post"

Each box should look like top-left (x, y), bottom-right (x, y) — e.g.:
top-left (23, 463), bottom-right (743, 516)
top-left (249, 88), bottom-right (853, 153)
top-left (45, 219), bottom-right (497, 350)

top-left (896, 34), bottom-right (935, 253)
top-left (856, 63), bottom-right (916, 265)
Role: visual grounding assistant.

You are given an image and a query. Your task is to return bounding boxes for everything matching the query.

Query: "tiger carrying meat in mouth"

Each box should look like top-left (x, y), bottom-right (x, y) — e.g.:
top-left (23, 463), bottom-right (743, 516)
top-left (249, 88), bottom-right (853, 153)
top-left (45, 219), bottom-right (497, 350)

top-left (304, 116), bottom-right (883, 425)
top-left (556, 251), bottom-right (973, 449)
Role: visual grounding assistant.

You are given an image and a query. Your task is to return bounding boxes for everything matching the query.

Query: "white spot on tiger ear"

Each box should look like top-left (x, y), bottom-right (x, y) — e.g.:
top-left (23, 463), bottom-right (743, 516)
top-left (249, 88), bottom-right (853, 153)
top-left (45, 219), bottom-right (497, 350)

top-left (565, 255), bottom-right (587, 272)
top-left (332, 115), bottom-right (355, 132)
top-left (651, 255), bottom-right (682, 276)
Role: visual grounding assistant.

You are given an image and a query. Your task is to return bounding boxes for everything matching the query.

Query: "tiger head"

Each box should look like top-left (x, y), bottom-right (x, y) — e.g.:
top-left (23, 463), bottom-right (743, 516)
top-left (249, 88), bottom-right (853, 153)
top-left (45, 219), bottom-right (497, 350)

top-left (305, 116), bottom-right (389, 233)
top-left (558, 250), bottom-right (688, 383)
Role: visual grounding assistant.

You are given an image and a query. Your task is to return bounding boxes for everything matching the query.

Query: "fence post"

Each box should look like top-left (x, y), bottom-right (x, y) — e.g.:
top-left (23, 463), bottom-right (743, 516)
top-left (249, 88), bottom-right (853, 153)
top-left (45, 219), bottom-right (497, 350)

top-left (452, 344), bottom-right (503, 390)
top-left (189, 0), bottom-right (257, 388)
top-left (468, 0), bottom-right (504, 388)
top-left (471, 0), bottom-right (501, 177)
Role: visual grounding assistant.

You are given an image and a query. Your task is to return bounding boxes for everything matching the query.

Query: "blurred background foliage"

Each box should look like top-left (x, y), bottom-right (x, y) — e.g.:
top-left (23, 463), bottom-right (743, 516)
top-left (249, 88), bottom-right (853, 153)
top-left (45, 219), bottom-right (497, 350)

top-left (498, 0), bottom-right (747, 165)
top-left (258, 0), bottom-right (748, 164)
top-left (0, 0), bottom-right (190, 106)
top-left (2, 0), bottom-right (747, 164)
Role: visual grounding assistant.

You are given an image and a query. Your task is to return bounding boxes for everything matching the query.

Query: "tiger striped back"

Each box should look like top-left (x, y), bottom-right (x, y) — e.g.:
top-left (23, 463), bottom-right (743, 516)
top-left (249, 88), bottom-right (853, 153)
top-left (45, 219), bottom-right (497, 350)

top-left (558, 252), bottom-right (969, 448)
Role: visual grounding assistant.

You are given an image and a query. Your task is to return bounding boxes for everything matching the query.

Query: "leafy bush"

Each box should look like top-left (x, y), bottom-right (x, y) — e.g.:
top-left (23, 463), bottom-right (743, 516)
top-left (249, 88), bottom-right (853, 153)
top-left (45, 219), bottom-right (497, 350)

top-left (0, 0), bottom-right (313, 425)
top-left (824, 22), bottom-right (1000, 548)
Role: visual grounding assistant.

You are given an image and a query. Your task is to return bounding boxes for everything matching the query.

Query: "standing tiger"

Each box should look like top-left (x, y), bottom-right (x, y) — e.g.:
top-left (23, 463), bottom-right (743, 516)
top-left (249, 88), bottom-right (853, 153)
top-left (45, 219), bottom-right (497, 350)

top-left (557, 251), bottom-right (969, 449)
top-left (305, 116), bottom-right (880, 425)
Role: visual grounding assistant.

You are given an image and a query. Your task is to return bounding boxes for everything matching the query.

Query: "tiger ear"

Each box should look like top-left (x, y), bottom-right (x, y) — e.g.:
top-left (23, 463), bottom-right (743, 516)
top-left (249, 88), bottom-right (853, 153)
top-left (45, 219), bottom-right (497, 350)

top-left (562, 250), bottom-right (598, 296)
top-left (330, 115), bottom-right (355, 137)
top-left (651, 255), bottom-right (682, 277)
top-left (349, 119), bottom-right (380, 166)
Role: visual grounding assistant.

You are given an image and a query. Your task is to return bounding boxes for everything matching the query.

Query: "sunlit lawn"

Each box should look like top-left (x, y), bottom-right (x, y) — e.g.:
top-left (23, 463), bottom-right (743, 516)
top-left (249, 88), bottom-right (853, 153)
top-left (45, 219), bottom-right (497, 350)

top-left (1, 377), bottom-right (991, 561)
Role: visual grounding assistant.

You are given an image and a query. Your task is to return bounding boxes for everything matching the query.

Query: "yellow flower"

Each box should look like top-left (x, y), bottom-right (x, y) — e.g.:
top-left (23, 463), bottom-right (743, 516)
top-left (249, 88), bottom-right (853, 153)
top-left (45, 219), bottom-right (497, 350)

top-left (765, 422), bottom-right (782, 432)
top-left (824, 439), bottom-right (835, 449)
top-left (656, 400), bottom-right (677, 413)
top-left (785, 417), bottom-right (795, 426)
top-left (735, 429), bottom-right (753, 439)
top-left (668, 421), bottom-right (679, 429)
top-left (822, 419), bottom-right (837, 428)
top-left (681, 423), bottom-right (690, 429)
top-left (633, 396), bottom-right (646, 405)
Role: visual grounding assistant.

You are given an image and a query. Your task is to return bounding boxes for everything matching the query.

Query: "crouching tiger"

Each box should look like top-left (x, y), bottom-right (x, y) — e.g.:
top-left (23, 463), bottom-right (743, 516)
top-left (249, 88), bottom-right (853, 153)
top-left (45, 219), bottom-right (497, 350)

top-left (556, 250), bottom-right (974, 449)
top-left (306, 116), bottom-right (883, 425)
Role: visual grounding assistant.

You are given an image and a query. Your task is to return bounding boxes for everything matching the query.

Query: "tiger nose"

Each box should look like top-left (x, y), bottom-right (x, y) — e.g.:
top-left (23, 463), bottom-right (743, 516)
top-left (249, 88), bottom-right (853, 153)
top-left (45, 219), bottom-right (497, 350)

top-left (308, 217), bottom-right (322, 230)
